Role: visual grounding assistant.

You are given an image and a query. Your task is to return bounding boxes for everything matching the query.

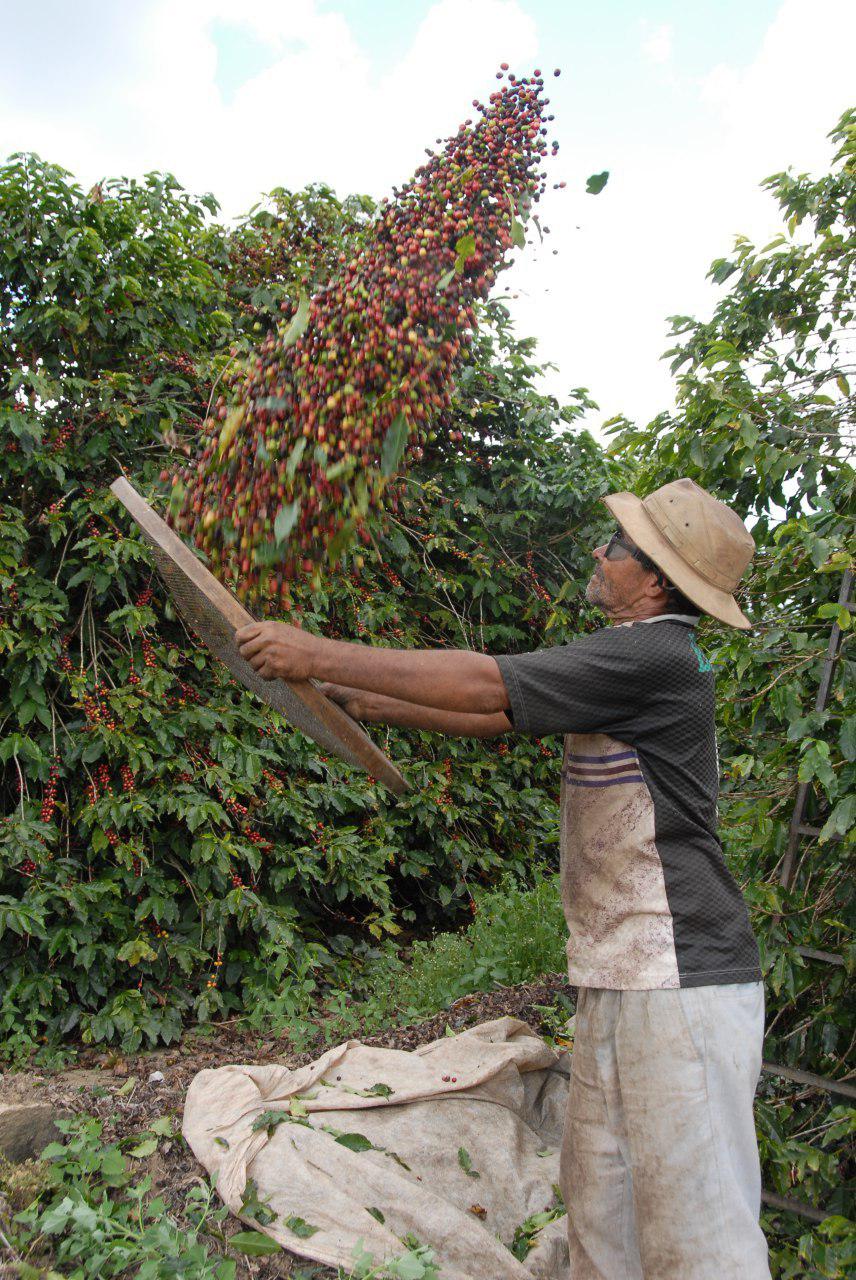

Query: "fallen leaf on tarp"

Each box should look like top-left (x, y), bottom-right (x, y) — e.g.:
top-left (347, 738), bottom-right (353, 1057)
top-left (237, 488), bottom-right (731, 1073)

top-left (284, 1215), bottom-right (319, 1238)
top-left (335, 1132), bottom-right (376, 1152)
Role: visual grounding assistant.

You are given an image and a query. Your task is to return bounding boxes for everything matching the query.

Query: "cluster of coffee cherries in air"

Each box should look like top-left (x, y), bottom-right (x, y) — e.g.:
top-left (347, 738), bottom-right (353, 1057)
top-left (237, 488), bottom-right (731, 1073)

top-left (162, 66), bottom-right (561, 605)
top-left (40, 760), bottom-right (60, 822)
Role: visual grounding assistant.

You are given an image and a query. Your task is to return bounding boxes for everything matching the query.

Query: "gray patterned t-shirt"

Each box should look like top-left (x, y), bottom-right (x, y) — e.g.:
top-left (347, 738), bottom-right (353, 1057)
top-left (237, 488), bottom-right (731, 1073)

top-left (495, 617), bottom-right (761, 990)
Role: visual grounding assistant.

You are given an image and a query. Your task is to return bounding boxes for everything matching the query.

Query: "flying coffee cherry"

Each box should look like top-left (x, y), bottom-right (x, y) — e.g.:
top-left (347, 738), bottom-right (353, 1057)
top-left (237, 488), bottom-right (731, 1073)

top-left (163, 68), bottom-right (561, 607)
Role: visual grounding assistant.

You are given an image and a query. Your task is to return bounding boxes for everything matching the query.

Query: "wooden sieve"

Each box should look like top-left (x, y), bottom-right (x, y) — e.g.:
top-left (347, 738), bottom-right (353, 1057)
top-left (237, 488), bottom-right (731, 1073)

top-left (109, 476), bottom-right (408, 796)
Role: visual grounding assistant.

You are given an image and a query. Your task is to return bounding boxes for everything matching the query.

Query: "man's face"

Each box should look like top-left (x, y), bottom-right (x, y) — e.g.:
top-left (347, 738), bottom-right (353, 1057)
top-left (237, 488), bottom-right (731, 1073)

top-left (585, 529), bottom-right (661, 617)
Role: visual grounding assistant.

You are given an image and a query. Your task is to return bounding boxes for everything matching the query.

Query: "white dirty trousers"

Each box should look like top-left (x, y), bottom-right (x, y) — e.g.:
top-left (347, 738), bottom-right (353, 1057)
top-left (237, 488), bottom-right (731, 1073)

top-left (560, 983), bottom-right (771, 1280)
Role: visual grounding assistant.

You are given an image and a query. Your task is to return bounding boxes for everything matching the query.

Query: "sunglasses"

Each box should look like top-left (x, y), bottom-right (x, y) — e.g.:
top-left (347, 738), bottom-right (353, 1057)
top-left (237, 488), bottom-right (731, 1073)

top-left (604, 530), bottom-right (665, 582)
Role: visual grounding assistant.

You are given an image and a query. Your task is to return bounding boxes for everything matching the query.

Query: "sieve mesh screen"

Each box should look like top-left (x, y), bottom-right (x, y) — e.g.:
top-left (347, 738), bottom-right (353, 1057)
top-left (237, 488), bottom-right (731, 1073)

top-left (110, 477), bottom-right (407, 795)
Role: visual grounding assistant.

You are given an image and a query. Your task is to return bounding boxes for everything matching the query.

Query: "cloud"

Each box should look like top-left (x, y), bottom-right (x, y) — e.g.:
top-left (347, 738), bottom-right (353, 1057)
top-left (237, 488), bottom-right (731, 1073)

top-left (699, 0), bottom-right (854, 180)
top-left (1, 0), bottom-right (852, 434)
top-left (641, 23), bottom-right (673, 66)
top-left (0, 0), bottom-right (536, 218)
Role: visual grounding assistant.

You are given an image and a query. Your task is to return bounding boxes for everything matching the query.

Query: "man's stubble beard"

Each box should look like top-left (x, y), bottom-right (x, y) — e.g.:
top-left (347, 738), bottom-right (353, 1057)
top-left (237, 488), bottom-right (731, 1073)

top-left (585, 568), bottom-right (613, 611)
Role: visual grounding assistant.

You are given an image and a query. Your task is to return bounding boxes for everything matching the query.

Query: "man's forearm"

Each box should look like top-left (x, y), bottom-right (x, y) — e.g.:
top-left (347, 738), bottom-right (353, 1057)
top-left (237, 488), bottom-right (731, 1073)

top-left (354, 690), bottom-right (511, 737)
top-left (313, 640), bottom-right (509, 716)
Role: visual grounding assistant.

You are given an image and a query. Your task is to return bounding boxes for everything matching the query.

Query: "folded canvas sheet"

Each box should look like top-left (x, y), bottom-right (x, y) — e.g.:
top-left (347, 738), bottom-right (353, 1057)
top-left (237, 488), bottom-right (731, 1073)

top-left (183, 1017), bottom-right (571, 1279)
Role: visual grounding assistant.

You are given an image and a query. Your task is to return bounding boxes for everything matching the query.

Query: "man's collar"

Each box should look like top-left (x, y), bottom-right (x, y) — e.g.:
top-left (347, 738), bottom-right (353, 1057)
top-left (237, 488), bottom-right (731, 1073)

top-left (617, 614), bottom-right (699, 628)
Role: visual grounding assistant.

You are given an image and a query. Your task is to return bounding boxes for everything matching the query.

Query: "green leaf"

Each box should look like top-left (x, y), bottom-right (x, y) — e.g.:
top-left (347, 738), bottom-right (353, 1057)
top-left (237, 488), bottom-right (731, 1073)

top-left (457, 1146), bottom-right (480, 1178)
top-left (217, 407), bottom-right (244, 458)
top-left (437, 266), bottom-right (456, 291)
top-left (284, 1214), bottom-right (319, 1238)
top-left (364, 1082), bottom-right (395, 1098)
top-left (389, 1248), bottom-right (435, 1279)
top-left (510, 216), bottom-right (526, 250)
top-left (455, 232), bottom-right (476, 260)
top-left (251, 1109), bottom-right (296, 1137)
top-left (818, 795), bottom-right (855, 842)
top-left (100, 1148), bottom-right (128, 1179)
top-left (240, 1178), bottom-right (278, 1225)
top-left (285, 436), bottom-right (307, 478)
top-left (585, 171), bottom-right (609, 195)
top-left (274, 500), bottom-right (301, 544)
top-left (324, 456), bottom-right (356, 483)
top-left (326, 518), bottom-right (356, 566)
top-left (335, 1132), bottom-right (375, 1152)
top-left (281, 292), bottom-right (310, 349)
top-left (229, 1230), bottom-right (281, 1256)
top-left (381, 411), bottom-right (409, 478)
top-left (367, 1206), bottom-right (385, 1223)
top-left (128, 1136), bottom-right (158, 1158)
top-left (117, 938), bottom-right (158, 966)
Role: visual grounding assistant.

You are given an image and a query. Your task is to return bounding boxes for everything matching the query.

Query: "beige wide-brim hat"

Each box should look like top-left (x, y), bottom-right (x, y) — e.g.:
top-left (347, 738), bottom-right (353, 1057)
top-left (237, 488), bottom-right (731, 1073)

top-left (603, 477), bottom-right (755, 629)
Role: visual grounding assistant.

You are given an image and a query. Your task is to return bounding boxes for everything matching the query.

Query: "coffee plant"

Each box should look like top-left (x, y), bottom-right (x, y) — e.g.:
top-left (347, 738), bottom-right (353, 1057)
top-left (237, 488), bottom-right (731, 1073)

top-left (0, 150), bottom-right (619, 1061)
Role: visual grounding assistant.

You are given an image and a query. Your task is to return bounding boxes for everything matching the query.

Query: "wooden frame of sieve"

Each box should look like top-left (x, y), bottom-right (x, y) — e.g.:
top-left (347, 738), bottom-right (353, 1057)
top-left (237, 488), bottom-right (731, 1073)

top-left (109, 476), bottom-right (408, 796)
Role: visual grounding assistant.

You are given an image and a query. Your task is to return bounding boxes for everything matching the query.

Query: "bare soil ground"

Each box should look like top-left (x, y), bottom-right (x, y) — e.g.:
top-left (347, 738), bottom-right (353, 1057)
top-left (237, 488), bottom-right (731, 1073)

top-left (0, 975), bottom-right (574, 1278)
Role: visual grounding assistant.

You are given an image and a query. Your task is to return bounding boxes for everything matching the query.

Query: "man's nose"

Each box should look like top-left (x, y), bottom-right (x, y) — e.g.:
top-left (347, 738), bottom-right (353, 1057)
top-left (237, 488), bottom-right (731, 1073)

top-left (593, 543), bottom-right (607, 562)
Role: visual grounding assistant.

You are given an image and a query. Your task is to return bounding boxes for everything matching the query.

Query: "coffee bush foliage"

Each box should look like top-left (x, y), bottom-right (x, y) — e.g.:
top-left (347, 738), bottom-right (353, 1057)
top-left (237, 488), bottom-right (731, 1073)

top-left (0, 152), bottom-right (620, 1056)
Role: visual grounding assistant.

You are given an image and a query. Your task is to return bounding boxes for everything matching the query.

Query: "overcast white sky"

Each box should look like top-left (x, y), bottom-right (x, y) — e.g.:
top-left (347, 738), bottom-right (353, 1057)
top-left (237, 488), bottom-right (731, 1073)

top-left (3, 0), bottom-right (854, 432)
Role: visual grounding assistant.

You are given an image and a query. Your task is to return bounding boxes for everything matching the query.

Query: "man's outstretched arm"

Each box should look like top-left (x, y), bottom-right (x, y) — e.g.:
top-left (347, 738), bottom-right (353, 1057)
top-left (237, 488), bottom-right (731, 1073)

top-left (235, 621), bottom-right (510, 716)
top-left (318, 683), bottom-right (512, 737)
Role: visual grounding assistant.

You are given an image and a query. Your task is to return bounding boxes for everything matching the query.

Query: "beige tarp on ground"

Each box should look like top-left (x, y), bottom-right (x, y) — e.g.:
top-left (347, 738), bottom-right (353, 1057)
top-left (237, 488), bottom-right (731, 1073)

top-left (183, 1017), bottom-right (571, 1278)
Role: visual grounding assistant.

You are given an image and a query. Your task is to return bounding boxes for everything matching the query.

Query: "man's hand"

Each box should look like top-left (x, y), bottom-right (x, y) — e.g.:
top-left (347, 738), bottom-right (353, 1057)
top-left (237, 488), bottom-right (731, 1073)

top-left (234, 621), bottom-right (326, 683)
top-left (317, 682), bottom-right (368, 718)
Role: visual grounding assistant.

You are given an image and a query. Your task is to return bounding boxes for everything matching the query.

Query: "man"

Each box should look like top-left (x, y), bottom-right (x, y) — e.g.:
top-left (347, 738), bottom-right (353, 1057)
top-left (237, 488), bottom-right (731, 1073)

top-left (236, 477), bottom-right (771, 1280)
